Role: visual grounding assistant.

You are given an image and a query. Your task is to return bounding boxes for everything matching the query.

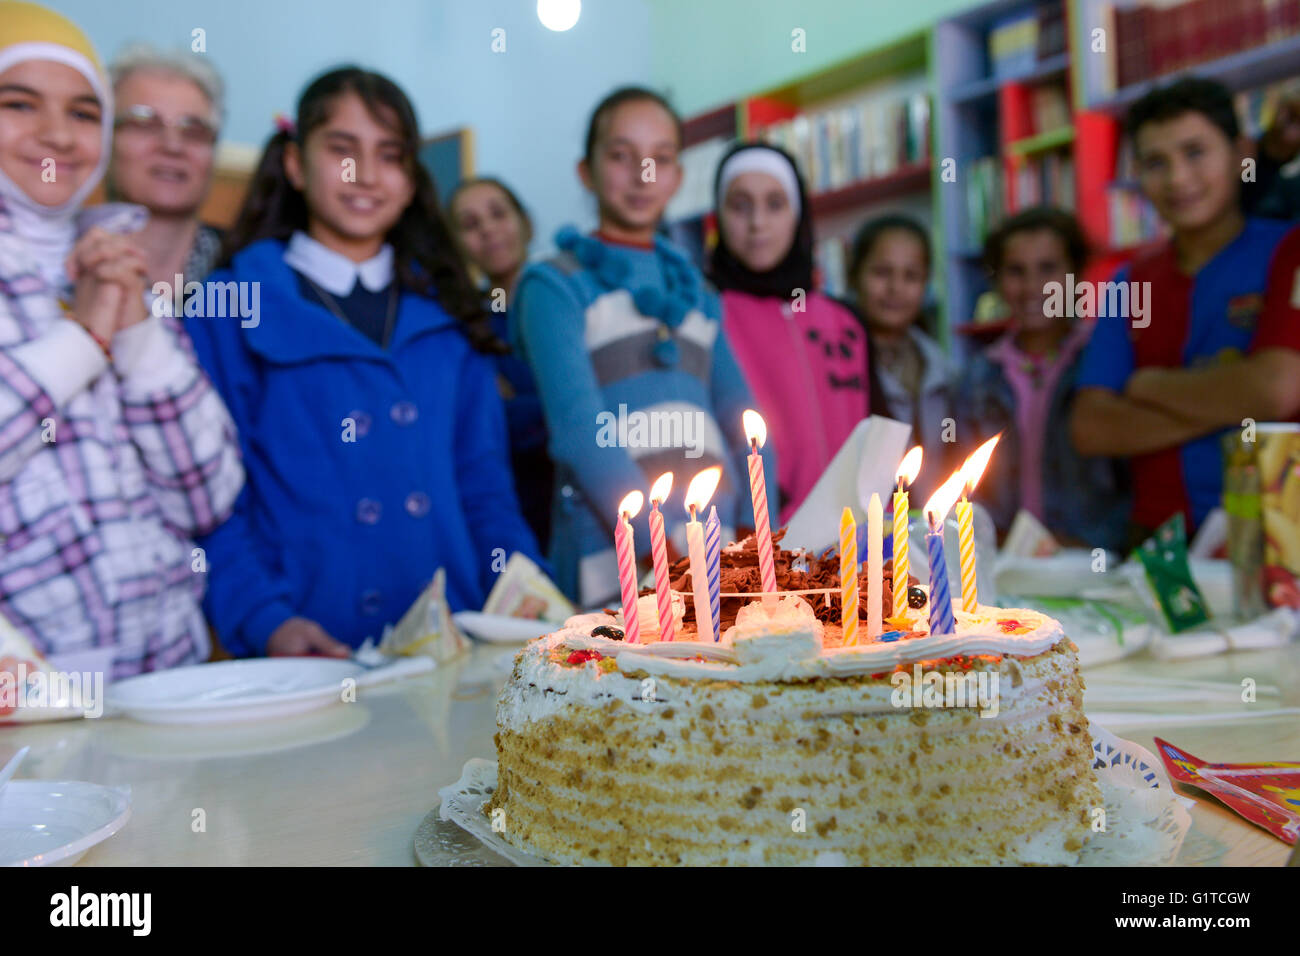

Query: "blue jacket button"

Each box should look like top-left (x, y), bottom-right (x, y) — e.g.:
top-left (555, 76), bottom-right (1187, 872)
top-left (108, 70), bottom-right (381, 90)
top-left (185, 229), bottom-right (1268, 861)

top-left (356, 498), bottom-right (382, 524)
top-left (348, 410), bottom-right (372, 436)
top-left (360, 589), bottom-right (383, 615)
top-left (390, 401), bottom-right (418, 426)
top-left (405, 491), bottom-right (430, 517)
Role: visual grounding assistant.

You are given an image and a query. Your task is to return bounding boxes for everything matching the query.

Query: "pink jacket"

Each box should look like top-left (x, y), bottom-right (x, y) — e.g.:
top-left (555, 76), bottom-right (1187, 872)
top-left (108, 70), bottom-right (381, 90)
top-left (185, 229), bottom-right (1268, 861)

top-left (721, 290), bottom-right (869, 522)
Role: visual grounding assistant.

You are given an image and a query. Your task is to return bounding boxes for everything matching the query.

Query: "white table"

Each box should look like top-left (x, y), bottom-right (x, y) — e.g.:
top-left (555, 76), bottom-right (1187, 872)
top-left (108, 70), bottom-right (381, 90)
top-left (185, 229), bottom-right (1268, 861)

top-left (2, 641), bottom-right (1297, 865)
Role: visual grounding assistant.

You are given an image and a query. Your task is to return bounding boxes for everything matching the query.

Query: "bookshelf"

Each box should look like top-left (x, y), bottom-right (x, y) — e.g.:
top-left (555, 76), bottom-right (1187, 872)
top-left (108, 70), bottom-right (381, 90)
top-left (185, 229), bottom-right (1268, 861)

top-left (1074, 0), bottom-right (1300, 112)
top-left (666, 32), bottom-right (936, 302)
top-left (934, 0), bottom-right (1092, 343)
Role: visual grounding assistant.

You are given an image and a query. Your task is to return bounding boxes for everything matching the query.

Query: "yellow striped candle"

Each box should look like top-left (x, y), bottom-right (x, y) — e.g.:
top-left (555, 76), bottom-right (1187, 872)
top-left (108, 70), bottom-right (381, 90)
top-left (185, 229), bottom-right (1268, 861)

top-left (892, 490), bottom-right (909, 617)
top-left (956, 497), bottom-right (977, 612)
top-left (840, 507), bottom-right (859, 646)
top-left (891, 446), bottom-right (922, 619)
top-left (954, 434), bottom-right (1000, 615)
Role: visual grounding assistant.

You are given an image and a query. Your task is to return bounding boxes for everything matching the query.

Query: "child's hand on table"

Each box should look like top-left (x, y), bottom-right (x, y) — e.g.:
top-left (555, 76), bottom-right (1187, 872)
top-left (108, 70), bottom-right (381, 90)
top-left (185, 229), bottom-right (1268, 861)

top-left (267, 617), bottom-right (352, 658)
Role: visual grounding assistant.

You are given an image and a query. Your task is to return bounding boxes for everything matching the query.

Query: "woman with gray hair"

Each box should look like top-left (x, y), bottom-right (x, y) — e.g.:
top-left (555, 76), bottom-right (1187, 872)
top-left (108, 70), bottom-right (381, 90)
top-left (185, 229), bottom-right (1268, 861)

top-left (107, 44), bottom-right (225, 284)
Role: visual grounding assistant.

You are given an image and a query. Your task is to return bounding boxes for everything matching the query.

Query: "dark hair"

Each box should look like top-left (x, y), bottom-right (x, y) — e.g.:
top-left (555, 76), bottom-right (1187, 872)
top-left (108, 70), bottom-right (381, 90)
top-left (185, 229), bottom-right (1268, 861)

top-left (583, 86), bottom-right (683, 165)
top-left (448, 176), bottom-right (534, 243)
top-left (982, 206), bottom-right (1089, 275)
top-left (1125, 75), bottom-right (1240, 144)
top-left (708, 142), bottom-right (813, 297)
top-left (847, 214), bottom-right (932, 287)
top-left (222, 66), bottom-right (500, 352)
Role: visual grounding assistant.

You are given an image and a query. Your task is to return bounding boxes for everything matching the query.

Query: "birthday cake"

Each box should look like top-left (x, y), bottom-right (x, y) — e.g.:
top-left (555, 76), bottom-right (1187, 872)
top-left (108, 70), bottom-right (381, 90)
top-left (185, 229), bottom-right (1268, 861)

top-left (487, 534), bottom-right (1101, 866)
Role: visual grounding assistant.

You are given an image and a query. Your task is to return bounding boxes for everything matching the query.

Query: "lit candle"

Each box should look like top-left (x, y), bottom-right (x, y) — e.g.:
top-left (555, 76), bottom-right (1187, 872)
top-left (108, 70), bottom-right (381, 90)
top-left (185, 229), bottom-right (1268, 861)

top-left (867, 492), bottom-right (883, 639)
top-left (648, 472), bottom-right (675, 642)
top-left (840, 507), bottom-right (859, 646)
top-left (615, 490), bottom-right (645, 644)
top-left (684, 466), bottom-right (722, 643)
top-left (956, 435), bottom-right (1001, 613)
top-left (922, 470), bottom-right (966, 636)
top-left (892, 446), bottom-right (923, 619)
top-left (742, 410), bottom-right (778, 608)
top-left (705, 505), bottom-right (721, 642)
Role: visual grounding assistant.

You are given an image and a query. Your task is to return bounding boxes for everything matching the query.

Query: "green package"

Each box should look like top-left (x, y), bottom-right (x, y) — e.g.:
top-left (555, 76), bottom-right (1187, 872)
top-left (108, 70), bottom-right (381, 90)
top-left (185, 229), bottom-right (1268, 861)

top-left (1131, 514), bottom-right (1211, 632)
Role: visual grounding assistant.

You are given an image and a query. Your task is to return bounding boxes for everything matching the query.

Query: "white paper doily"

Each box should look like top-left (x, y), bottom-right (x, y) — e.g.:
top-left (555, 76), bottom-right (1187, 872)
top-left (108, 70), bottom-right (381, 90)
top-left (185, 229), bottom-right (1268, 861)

top-left (430, 729), bottom-right (1194, 867)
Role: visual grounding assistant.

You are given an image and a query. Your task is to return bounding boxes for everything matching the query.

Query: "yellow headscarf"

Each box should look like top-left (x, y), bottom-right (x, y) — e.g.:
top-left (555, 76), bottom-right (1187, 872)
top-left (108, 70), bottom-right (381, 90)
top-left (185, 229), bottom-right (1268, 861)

top-left (0, 1), bottom-right (112, 215)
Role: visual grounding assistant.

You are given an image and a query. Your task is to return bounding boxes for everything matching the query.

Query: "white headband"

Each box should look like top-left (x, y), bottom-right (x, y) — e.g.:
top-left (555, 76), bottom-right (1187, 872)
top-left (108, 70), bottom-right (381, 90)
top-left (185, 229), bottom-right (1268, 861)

top-left (717, 147), bottom-right (801, 216)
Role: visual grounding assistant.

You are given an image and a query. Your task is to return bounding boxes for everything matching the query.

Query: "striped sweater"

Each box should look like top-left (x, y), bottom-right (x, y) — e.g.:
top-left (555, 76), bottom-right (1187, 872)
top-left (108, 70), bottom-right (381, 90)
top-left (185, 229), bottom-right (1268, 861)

top-left (511, 228), bottom-right (775, 606)
top-left (0, 195), bottom-right (243, 676)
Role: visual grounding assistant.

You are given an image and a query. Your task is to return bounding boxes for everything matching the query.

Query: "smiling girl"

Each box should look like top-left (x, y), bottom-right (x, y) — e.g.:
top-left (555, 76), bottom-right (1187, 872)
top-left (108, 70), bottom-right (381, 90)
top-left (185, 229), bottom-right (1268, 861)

top-left (187, 67), bottom-right (542, 657)
top-left (449, 176), bottom-right (552, 549)
top-left (0, 1), bottom-right (242, 674)
top-left (959, 207), bottom-right (1128, 550)
top-left (511, 87), bottom-right (772, 605)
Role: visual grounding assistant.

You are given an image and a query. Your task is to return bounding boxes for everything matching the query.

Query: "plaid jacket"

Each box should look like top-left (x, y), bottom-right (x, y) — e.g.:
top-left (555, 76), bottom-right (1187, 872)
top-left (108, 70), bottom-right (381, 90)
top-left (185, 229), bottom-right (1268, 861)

top-left (0, 198), bottom-right (243, 676)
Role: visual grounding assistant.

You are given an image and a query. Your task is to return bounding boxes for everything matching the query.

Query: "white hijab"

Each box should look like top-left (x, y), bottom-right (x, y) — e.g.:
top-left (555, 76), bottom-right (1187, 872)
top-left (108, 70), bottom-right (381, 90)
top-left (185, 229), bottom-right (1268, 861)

top-left (0, 41), bottom-right (113, 292)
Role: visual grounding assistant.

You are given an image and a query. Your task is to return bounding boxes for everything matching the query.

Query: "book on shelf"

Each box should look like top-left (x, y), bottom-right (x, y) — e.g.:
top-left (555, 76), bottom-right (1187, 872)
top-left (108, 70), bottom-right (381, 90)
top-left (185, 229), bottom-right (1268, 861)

top-left (963, 156), bottom-right (1004, 250)
top-left (1236, 76), bottom-right (1300, 139)
top-left (1029, 83), bottom-right (1072, 135)
top-left (1100, 0), bottom-right (1300, 95)
top-left (1010, 152), bottom-right (1076, 211)
top-left (760, 91), bottom-right (930, 197)
top-left (1106, 139), bottom-right (1166, 247)
top-left (989, 9), bottom-right (1040, 79)
top-left (1105, 185), bottom-right (1164, 247)
top-left (664, 136), bottom-right (732, 223)
top-left (814, 235), bottom-right (852, 299)
top-left (1036, 2), bottom-right (1068, 59)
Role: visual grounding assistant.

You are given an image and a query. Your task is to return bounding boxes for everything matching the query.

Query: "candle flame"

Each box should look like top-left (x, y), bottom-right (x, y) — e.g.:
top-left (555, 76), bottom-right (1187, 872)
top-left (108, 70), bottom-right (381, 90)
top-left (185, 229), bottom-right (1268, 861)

top-left (961, 434), bottom-right (1001, 496)
top-left (742, 409), bottom-right (767, 449)
top-left (683, 466), bottom-right (722, 514)
top-left (923, 469), bottom-right (967, 529)
top-left (649, 471), bottom-right (673, 504)
top-left (894, 445), bottom-right (923, 487)
top-left (618, 490), bottom-right (644, 520)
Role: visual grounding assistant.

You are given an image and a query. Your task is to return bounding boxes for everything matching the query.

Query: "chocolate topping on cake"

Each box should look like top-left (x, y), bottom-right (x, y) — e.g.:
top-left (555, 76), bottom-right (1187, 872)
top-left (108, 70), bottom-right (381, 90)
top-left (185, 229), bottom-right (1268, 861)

top-left (659, 528), bottom-right (907, 632)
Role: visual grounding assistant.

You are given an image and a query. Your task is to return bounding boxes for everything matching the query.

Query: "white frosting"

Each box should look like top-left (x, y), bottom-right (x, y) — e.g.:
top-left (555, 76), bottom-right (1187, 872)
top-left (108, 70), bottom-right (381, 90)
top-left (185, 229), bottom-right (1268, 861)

top-left (550, 601), bottom-right (1062, 684)
top-left (496, 601), bottom-right (1071, 733)
top-left (613, 591), bottom-right (686, 641)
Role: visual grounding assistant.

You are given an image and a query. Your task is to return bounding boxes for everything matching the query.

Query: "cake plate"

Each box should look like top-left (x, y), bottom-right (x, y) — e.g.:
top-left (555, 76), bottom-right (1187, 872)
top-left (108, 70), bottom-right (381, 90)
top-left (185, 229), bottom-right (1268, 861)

top-left (423, 727), bottom-right (1194, 867)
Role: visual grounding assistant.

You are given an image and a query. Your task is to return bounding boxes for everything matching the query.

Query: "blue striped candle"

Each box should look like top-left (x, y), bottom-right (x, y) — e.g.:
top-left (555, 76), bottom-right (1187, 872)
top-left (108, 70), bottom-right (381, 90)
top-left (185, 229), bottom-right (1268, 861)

top-left (926, 525), bottom-right (956, 635)
top-left (705, 505), bottom-right (721, 641)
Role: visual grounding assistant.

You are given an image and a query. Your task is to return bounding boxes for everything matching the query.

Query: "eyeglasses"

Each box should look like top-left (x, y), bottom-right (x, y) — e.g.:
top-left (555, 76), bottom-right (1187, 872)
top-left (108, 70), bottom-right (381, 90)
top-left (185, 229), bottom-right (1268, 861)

top-left (114, 104), bottom-right (218, 147)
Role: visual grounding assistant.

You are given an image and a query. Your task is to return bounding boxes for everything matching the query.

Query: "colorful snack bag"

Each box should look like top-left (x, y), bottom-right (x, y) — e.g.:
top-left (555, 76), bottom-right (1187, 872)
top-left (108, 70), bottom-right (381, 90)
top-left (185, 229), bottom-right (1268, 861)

top-left (1255, 423), bottom-right (1300, 609)
top-left (1222, 429), bottom-right (1266, 620)
top-left (1131, 514), bottom-right (1210, 632)
top-left (1155, 737), bottom-right (1300, 845)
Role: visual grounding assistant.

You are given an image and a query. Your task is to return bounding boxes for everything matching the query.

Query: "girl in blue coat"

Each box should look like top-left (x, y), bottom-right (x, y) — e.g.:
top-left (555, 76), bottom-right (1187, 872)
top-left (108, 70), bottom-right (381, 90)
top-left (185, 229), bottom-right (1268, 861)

top-left (187, 67), bottom-right (542, 657)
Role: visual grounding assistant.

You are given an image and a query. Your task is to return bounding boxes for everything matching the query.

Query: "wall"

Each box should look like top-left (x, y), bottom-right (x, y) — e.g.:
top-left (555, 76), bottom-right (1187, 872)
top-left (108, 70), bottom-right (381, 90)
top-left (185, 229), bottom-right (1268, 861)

top-left (648, 0), bottom-right (974, 114)
top-left (47, 0), bottom-right (655, 247)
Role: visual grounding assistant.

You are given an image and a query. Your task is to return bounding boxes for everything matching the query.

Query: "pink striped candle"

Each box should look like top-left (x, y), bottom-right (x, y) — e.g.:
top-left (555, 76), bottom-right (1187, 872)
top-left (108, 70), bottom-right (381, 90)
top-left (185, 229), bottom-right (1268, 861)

top-left (648, 472), bottom-right (675, 642)
top-left (615, 491), bottom-right (644, 644)
top-left (743, 410), bottom-right (777, 609)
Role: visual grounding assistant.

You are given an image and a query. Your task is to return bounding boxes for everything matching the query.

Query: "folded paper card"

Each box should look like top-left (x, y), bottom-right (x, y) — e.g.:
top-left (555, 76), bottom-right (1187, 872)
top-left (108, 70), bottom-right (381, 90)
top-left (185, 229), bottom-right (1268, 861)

top-left (781, 415), bottom-right (912, 555)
